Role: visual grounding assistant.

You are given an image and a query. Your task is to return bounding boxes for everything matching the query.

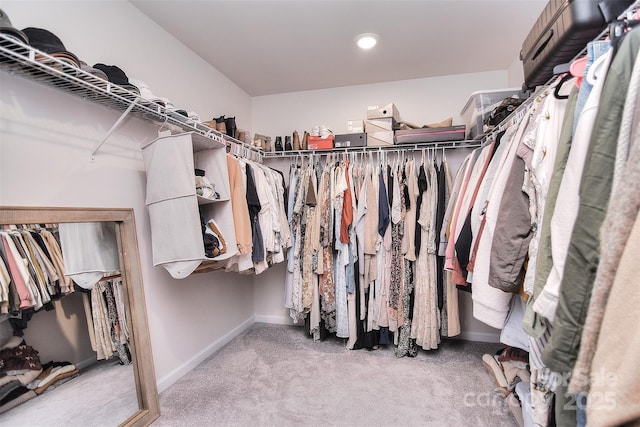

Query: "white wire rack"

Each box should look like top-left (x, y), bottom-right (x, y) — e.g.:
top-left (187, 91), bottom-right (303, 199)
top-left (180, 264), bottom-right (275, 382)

top-left (0, 33), bottom-right (264, 161)
top-left (261, 139), bottom-right (483, 159)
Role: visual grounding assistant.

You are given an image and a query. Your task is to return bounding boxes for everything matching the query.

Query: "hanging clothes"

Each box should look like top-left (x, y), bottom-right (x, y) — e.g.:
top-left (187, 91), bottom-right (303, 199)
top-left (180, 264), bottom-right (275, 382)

top-left (283, 148), bottom-right (460, 352)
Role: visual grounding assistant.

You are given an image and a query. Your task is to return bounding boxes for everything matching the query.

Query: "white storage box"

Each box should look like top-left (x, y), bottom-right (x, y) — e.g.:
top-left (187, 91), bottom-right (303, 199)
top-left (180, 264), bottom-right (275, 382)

top-left (460, 88), bottom-right (524, 139)
top-left (367, 102), bottom-right (400, 121)
top-left (347, 120), bottom-right (364, 133)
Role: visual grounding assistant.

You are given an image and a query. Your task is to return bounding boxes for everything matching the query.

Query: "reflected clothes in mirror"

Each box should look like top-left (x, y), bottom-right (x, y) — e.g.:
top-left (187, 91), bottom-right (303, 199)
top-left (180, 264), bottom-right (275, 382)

top-left (0, 224), bottom-right (130, 364)
top-left (59, 222), bottom-right (120, 290)
top-left (86, 278), bottom-right (130, 364)
top-left (0, 227), bottom-right (72, 317)
top-left (0, 208), bottom-right (159, 426)
top-left (0, 338), bottom-right (80, 414)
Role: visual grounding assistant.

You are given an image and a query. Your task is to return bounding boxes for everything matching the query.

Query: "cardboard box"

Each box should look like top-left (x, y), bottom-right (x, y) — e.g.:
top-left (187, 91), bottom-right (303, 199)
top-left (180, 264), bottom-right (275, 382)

top-left (307, 135), bottom-right (334, 150)
top-left (366, 131), bottom-right (394, 147)
top-left (367, 102), bottom-right (400, 121)
top-left (365, 118), bottom-right (394, 133)
top-left (347, 120), bottom-right (364, 134)
top-left (334, 133), bottom-right (366, 148)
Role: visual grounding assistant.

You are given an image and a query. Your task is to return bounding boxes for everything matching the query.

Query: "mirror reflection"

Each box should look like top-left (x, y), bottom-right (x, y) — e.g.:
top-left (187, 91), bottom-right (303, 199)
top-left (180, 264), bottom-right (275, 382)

top-left (0, 220), bottom-right (139, 425)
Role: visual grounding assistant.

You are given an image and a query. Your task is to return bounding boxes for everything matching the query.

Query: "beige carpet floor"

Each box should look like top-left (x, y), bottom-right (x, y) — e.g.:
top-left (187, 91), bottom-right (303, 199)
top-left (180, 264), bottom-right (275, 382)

top-left (154, 323), bottom-right (517, 426)
top-left (1, 359), bottom-right (137, 426)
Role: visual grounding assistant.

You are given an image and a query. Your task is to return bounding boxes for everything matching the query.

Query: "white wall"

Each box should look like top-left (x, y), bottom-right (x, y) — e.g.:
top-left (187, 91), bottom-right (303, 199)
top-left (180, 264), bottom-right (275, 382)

top-left (507, 56), bottom-right (525, 89)
top-left (0, 0), bottom-right (254, 392)
top-left (252, 70), bottom-right (508, 137)
top-left (252, 72), bottom-right (508, 341)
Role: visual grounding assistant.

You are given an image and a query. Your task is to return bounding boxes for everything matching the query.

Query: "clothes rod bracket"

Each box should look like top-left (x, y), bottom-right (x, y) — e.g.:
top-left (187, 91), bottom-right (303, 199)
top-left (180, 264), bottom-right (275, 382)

top-left (90, 97), bottom-right (140, 162)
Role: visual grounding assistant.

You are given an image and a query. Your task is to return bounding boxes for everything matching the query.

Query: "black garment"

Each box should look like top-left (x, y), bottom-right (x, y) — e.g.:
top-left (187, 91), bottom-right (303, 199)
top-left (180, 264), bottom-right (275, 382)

top-left (245, 164), bottom-right (264, 263)
top-left (414, 165), bottom-right (427, 257)
top-left (378, 170), bottom-right (390, 237)
top-left (454, 214), bottom-right (473, 281)
top-left (403, 166), bottom-right (411, 211)
top-left (379, 327), bottom-right (391, 345)
top-left (387, 165), bottom-right (393, 208)
top-left (8, 309), bottom-right (35, 336)
top-left (435, 162), bottom-right (446, 310)
top-left (352, 253), bottom-right (379, 350)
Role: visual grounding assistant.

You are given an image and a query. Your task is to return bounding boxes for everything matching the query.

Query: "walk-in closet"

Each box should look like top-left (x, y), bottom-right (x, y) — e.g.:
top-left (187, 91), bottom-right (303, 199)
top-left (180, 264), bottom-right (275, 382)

top-left (1, 1), bottom-right (639, 426)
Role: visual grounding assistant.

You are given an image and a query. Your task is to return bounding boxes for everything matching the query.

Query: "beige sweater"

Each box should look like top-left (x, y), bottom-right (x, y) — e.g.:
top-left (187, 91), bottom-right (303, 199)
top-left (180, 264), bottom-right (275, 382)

top-left (587, 208), bottom-right (640, 427)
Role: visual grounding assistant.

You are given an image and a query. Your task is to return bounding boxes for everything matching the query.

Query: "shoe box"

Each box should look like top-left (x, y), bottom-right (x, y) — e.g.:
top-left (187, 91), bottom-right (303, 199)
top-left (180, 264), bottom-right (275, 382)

top-left (334, 133), bottom-right (366, 148)
top-left (347, 120), bottom-right (364, 134)
top-left (307, 135), bottom-right (334, 150)
top-left (366, 131), bottom-right (394, 147)
top-left (365, 117), bottom-right (395, 134)
top-left (367, 102), bottom-right (400, 122)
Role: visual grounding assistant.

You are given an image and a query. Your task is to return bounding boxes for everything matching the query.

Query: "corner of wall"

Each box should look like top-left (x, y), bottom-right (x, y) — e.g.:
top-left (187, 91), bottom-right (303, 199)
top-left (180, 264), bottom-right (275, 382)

top-left (507, 56), bottom-right (524, 89)
top-left (156, 316), bottom-right (255, 393)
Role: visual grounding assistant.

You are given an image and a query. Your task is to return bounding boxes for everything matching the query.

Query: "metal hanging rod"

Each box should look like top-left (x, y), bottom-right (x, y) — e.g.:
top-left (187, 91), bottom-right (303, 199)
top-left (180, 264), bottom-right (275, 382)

top-left (261, 140), bottom-right (483, 158)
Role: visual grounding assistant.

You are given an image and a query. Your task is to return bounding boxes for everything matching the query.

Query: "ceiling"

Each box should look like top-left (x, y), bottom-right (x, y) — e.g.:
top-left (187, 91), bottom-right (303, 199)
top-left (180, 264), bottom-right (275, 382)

top-left (131, 0), bottom-right (548, 97)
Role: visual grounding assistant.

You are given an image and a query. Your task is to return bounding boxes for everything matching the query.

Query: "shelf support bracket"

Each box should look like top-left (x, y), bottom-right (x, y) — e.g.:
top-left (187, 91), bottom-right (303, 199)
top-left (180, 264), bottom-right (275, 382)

top-left (91, 97), bottom-right (139, 162)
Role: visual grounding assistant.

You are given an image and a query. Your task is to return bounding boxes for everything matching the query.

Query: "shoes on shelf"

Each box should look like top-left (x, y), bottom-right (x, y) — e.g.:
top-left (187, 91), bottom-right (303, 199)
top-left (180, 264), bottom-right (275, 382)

top-left (319, 125), bottom-right (333, 139)
top-left (255, 134), bottom-right (271, 152)
top-left (195, 169), bottom-right (219, 200)
top-left (274, 136), bottom-right (283, 151)
top-left (215, 115), bottom-right (226, 135)
top-left (302, 131), bottom-right (309, 150)
top-left (293, 131), bottom-right (300, 150)
top-left (285, 135), bottom-right (292, 151)
top-left (225, 116), bottom-right (236, 138)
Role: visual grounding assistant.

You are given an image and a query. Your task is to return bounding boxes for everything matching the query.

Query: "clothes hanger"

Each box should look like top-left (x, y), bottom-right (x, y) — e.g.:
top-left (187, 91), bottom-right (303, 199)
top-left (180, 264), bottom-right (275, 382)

top-left (157, 115), bottom-right (171, 137)
top-left (553, 73), bottom-right (573, 99)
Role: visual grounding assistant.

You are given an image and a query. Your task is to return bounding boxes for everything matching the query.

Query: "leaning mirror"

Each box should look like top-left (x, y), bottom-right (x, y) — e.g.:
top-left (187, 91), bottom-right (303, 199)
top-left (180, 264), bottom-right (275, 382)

top-left (0, 207), bottom-right (159, 426)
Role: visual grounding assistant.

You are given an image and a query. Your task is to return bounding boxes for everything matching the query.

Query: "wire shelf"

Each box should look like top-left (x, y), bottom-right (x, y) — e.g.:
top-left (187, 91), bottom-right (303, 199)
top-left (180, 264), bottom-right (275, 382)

top-left (259, 139), bottom-right (483, 158)
top-left (0, 33), bottom-right (264, 160)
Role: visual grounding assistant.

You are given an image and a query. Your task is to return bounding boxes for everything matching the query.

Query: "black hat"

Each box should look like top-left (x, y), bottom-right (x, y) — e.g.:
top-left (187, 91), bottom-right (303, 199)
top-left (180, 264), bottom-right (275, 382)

top-left (0, 9), bottom-right (28, 45)
top-left (93, 63), bottom-right (140, 95)
top-left (21, 27), bottom-right (80, 66)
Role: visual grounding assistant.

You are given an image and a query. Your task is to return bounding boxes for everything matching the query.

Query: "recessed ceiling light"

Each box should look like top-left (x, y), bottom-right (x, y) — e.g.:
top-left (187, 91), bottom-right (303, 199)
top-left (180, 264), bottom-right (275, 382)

top-left (356, 33), bottom-right (378, 50)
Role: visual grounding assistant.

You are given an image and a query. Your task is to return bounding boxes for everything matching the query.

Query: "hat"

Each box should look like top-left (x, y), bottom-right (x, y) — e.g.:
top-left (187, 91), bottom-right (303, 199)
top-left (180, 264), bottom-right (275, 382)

top-left (128, 78), bottom-right (165, 106)
top-left (49, 52), bottom-right (81, 69)
top-left (93, 63), bottom-right (140, 95)
top-left (80, 61), bottom-right (108, 80)
top-left (0, 9), bottom-right (28, 45)
top-left (21, 27), bottom-right (80, 66)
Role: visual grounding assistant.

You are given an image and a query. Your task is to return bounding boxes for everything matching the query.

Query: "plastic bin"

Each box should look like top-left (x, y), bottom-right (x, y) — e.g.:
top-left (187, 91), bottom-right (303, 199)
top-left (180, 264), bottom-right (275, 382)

top-left (461, 88), bottom-right (525, 139)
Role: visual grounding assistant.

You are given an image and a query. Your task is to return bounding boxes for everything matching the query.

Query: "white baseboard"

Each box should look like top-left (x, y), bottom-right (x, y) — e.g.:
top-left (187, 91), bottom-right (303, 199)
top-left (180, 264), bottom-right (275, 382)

top-left (454, 331), bottom-right (501, 343)
top-left (157, 316), bottom-right (255, 393)
top-left (254, 314), bottom-right (298, 325)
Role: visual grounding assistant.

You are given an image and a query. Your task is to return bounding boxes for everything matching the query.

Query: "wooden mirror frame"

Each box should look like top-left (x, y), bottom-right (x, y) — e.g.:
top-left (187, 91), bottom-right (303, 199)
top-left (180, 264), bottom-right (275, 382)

top-left (0, 206), bottom-right (159, 426)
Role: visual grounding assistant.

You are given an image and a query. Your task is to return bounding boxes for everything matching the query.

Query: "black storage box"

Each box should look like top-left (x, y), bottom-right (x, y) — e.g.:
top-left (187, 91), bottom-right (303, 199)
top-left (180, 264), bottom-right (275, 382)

top-left (334, 133), bottom-right (366, 148)
top-left (395, 125), bottom-right (466, 144)
top-left (520, 0), bottom-right (632, 90)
